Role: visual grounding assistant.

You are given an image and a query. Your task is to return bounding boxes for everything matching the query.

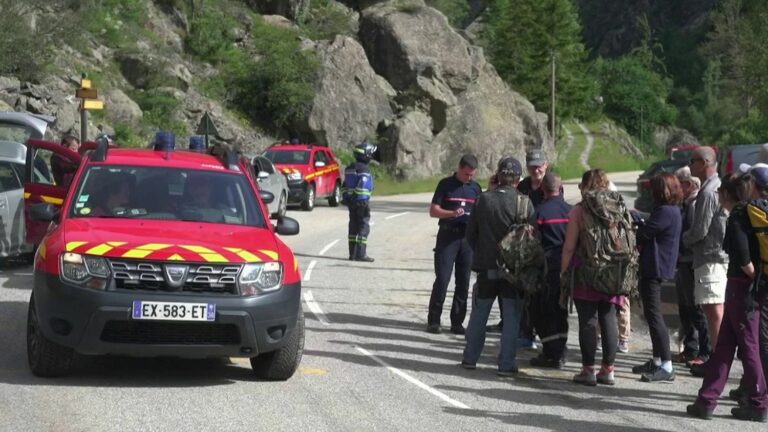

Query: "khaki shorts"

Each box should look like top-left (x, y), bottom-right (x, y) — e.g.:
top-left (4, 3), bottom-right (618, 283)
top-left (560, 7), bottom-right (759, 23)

top-left (693, 262), bottom-right (727, 305)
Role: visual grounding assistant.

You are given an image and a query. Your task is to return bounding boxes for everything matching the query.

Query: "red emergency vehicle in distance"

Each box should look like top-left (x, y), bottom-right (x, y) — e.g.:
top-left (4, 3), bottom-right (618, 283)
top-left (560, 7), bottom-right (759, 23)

top-left (22, 135), bottom-right (304, 381)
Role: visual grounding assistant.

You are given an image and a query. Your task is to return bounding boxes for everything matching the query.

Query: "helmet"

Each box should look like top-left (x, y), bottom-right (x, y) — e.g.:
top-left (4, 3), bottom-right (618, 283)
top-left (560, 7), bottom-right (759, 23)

top-left (354, 141), bottom-right (377, 163)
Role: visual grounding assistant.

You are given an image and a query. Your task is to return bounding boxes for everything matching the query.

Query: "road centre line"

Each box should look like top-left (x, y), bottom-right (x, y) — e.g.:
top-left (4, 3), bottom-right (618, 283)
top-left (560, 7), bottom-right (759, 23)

top-left (318, 239), bottom-right (340, 256)
top-left (303, 290), bottom-right (330, 325)
top-left (303, 260), bottom-right (317, 282)
top-left (354, 346), bottom-right (470, 410)
top-left (385, 212), bottom-right (410, 220)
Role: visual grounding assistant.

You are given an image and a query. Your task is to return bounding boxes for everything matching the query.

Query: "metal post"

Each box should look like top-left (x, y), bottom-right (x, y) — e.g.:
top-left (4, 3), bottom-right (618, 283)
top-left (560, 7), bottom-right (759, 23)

top-left (80, 73), bottom-right (87, 142)
top-left (550, 50), bottom-right (556, 143)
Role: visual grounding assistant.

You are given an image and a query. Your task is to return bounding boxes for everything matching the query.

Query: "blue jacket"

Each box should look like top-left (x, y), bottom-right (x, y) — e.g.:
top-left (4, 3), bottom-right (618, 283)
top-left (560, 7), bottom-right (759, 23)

top-left (342, 161), bottom-right (373, 202)
top-left (637, 204), bottom-right (682, 280)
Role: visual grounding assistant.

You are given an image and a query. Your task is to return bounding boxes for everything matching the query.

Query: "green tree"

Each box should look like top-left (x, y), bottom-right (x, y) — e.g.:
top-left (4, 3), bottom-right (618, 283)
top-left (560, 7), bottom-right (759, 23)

top-left (482, 0), bottom-right (597, 125)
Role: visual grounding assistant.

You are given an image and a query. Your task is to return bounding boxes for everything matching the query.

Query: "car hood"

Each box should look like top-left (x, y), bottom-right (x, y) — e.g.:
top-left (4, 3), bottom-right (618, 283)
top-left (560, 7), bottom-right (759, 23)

top-left (273, 164), bottom-right (309, 174)
top-left (61, 219), bottom-right (280, 263)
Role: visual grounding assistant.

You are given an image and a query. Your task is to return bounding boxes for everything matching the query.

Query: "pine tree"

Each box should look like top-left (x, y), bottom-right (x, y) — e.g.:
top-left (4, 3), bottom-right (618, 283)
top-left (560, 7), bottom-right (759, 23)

top-left (482, 0), bottom-right (597, 125)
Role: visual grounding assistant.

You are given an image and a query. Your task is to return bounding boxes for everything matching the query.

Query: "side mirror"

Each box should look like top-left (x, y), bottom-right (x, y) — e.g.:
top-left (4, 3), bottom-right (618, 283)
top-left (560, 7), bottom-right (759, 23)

top-left (30, 203), bottom-right (59, 222)
top-left (275, 216), bottom-right (300, 236)
top-left (258, 171), bottom-right (269, 180)
top-left (259, 190), bottom-right (275, 204)
top-left (314, 161), bottom-right (326, 168)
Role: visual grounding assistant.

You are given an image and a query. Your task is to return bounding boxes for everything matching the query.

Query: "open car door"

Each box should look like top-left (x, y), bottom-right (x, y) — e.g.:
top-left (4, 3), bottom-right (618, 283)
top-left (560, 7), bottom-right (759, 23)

top-left (23, 139), bottom-right (81, 245)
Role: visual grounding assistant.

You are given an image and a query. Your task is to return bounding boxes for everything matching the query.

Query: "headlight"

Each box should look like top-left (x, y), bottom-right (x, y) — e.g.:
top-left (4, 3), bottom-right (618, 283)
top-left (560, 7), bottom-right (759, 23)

top-left (286, 171), bottom-right (302, 182)
top-left (239, 262), bottom-right (282, 296)
top-left (61, 253), bottom-right (109, 290)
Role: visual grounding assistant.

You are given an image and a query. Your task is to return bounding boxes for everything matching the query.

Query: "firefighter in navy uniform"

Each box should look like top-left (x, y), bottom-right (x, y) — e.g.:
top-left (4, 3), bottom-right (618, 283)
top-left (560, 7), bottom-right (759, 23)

top-left (343, 141), bottom-right (377, 262)
top-left (426, 154), bottom-right (482, 334)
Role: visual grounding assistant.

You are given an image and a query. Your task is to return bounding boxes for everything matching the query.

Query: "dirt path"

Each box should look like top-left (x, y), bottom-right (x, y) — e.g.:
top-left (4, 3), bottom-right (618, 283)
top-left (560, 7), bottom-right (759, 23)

top-left (576, 122), bottom-right (594, 170)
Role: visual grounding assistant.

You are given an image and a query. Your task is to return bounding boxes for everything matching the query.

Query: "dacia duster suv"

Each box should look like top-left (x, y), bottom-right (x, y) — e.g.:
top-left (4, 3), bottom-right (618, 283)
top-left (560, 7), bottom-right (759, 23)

top-left (23, 138), bottom-right (304, 380)
top-left (263, 142), bottom-right (342, 211)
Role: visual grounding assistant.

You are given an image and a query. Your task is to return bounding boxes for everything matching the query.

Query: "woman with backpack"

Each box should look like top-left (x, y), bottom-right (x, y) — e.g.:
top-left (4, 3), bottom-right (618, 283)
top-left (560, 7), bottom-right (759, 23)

top-left (631, 173), bottom-right (683, 382)
top-left (561, 169), bottom-right (631, 386)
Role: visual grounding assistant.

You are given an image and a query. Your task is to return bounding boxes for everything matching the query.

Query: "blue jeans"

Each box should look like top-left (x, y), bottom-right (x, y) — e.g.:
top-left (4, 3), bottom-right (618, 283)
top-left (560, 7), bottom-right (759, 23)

top-left (463, 272), bottom-right (523, 371)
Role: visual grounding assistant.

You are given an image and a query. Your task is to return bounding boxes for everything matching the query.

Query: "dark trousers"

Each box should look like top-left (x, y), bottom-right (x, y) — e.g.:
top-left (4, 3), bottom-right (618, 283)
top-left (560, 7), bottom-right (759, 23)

top-left (575, 299), bottom-right (618, 366)
top-left (677, 262), bottom-right (711, 359)
top-left (347, 201), bottom-right (371, 259)
top-left (531, 268), bottom-right (568, 360)
top-left (427, 228), bottom-right (472, 327)
top-left (697, 278), bottom-right (768, 411)
top-left (761, 298), bottom-right (768, 383)
top-left (641, 277), bottom-right (672, 362)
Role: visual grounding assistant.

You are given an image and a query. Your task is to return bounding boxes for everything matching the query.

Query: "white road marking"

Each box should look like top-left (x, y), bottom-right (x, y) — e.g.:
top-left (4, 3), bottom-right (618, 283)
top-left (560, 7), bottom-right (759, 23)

top-left (385, 212), bottom-right (409, 220)
top-left (303, 260), bottom-right (317, 282)
top-left (318, 239), bottom-right (340, 256)
top-left (355, 346), bottom-right (470, 410)
top-left (303, 290), bottom-right (330, 325)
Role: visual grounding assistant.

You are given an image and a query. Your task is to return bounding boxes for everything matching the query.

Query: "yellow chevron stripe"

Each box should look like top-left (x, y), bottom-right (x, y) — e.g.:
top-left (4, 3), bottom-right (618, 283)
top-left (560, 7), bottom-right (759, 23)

top-left (86, 243), bottom-right (115, 256)
top-left (40, 195), bottom-right (64, 205)
top-left (181, 245), bottom-right (216, 254)
top-left (224, 247), bottom-right (261, 262)
top-left (24, 192), bottom-right (31, 199)
top-left (259, 249), bottom-right (279, 260)
top-left (167, 254), bottom-right (185, 261)
top-left (200, 253), bottom-right (227, 262)
top-left (66, 241), bottom-right (87, 251)
top-left (121, 243), bottom-right (171, 259)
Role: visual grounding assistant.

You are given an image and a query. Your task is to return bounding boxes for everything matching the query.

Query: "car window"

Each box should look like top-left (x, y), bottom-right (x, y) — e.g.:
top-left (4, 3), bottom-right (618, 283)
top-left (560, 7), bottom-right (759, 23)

top-left (258, 157), bottom-right (275, 174)
top-left (0, 123), bottom-right (36, 143)
top-left (0, 161), bottom-right (22, 192)
top-left (324, 149), bottom-right (335, 163)
top-left (68, 166), bottom-right (266, 227)
top-left (264, 149), bottom-right (310, 165)
top-left (314, 151), bottom-right (327, 164)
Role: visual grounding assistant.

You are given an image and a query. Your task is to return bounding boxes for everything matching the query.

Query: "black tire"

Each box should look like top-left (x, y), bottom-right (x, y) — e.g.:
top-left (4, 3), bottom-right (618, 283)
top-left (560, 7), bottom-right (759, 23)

top-left (27, 294), bottom-right (74, 377)
top-left (328, 182), bottom-right (342, 207)
top-left (275, 192), bottom-right (287, 219)
top-left (250, 312), bottom-right (305, 381)
top-left (301, 184), bottom-right (315, 211)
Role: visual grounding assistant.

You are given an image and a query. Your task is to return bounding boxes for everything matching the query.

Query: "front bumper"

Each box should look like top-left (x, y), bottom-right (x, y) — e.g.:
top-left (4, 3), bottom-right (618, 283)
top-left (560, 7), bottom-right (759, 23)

top-left (32, 272), bottom-right (301, 358)
top-left (287, 181), bottom-right (307, 203)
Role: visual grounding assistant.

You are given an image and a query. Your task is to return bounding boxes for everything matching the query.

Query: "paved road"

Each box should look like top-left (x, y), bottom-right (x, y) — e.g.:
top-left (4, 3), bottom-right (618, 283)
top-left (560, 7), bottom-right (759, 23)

top-left (0, 172), bottom-right (761, 431)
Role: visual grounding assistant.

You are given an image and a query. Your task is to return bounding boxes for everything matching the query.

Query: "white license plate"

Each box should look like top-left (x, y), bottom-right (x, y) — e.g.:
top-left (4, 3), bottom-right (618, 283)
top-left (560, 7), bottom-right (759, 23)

top-left (132, 301), bottom-right (215, 322)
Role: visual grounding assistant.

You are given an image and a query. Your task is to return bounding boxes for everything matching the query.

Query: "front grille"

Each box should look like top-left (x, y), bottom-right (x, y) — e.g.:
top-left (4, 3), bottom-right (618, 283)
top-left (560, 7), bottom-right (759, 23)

top-left (110, 260), bottom-right (241, 295)
top-left (100, 321), bottom-right (241, 345)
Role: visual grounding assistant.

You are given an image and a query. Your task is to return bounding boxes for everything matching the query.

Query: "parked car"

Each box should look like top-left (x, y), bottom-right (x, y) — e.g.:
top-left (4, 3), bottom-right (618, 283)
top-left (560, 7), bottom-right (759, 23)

top-left (634, 159), bottom-right (689, 214)
top-left (262, 142), bottom-right (342, 211)
top-left (668, 145), bottom-right (718, 162)
top-left (719, 143), bottom-right (767, 175)
top-left (250, 155), bottom-right (289, 219)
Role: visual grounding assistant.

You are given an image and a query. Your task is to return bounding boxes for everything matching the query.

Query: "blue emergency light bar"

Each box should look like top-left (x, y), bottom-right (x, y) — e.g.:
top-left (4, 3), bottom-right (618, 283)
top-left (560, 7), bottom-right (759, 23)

top-left (189, 135), bottom-right (205, 152)
top-left (154, 131), bottom-right (175, 151)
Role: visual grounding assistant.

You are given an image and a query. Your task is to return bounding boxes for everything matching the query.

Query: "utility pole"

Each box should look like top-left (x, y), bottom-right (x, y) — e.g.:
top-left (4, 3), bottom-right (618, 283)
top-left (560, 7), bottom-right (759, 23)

top-left (550, 50), bottom-right (556, 144)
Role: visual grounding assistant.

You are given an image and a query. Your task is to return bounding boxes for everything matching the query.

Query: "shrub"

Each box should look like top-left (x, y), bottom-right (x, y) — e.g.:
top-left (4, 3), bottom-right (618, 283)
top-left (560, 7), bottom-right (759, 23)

top-left (131, 90), bottom-right (188, 136)
top-left (185, 5), bottom-right (239, 63)
top-left (78, 0), bottom-right (146, 47)
top-left (0, 0), bottom-right (56, 81)
top-left (299, 0), bottom-right (355, 41)
top-left (425, 0), bottom-right (469, 28)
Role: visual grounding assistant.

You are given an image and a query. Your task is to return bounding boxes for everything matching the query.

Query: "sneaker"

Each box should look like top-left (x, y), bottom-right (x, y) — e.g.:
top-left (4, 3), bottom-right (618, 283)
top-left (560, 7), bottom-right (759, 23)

top-left (426, 324), bottom-right (441, 334)
top-left (617, 340), bottom-right (629, 353)
top-left (573, 366), bottom-right (597, 386)
top-left (530, 354), bottom-right (565, 369)
top-left (641, 366), bottom-right (675, 382)
top-left (459, 361), bottom-right (476, 370)
top-left (632, 359), bottom-right (657, 374)
top-left (497, 366), bottom-right (519, 377)
top-left (689, 361), bottom-right (707, 377)
top-left (450, 325), bottom-right (466, 335)
top-left (517, 338), bottom-right (537, 349)
top-left (686, 403), bottom-right (713, 420)
top-left (731, 406), bottom-right (768, 422)
top-left (354, 256), bottom-right (375, 262)
top-left (597, 365), bottom-right (615, 385)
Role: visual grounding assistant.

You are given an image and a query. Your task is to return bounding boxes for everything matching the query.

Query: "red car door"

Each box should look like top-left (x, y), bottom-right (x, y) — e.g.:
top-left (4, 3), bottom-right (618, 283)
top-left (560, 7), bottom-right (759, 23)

top-left (23, 139), bottom-right (81, 245)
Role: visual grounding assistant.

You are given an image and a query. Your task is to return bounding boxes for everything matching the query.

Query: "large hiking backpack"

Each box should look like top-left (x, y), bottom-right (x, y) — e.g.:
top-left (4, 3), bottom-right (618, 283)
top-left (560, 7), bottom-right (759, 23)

top-left (746, 199), bottom-right (768, 278)
top-left (497, 193), bottom-right (546, 295)
top-left (577, 189), bottom-right (638, 296)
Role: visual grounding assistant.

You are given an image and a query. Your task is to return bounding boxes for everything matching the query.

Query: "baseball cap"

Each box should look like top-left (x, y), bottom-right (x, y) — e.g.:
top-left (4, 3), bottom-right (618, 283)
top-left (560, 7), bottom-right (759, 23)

top-left (738, 162), bottom-right (768, 174)
top-left (750, 167), bottom-right (768, 190)
top-left (497, 157), bottom-right (522, 176)
top-left (525, 149), bottom-right (547, 167)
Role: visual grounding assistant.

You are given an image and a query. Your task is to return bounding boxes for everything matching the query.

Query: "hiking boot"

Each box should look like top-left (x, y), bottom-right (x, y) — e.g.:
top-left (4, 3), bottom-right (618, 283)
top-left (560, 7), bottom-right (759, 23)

top-left (597, 365), bottom-right (615, 385)
top-left (686, 403), bottom-right (713, 420)
top-left (731, 406), bottom-right (768, 422)
top-left (641, 366), bottom-right (675, 382)
top-left (690, 361), bottom-right (708, 377)
top-left (426, 324), bottom-right (441, 334)
top-left (632, 359), bottom-right (657, 374)
top-left (497, 366), bottom-right (519, 377)
top-left (617, 340), bottom-right (629, 353)
top-left (459, 361), bottom-right (476, 370)
top-left (354, 256), bottom-right (375, 262)
top-left (450, 325), bottom-right (466, 335)
top-left (729, 386), bottom-right (745, 401)
top-left (530, 354), bottom-right (565, 369)
top-left (573, 366), bottom-right (597, 386)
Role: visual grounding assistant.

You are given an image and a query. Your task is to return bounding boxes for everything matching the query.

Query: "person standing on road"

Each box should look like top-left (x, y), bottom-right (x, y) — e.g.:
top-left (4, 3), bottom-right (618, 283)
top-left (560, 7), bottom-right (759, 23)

top-left (427, 154), bottom-right (482, 335)
top-left (684, 147), bottom-right (729, 377)
top-left (686, 172), bottom-right (767, 422)
top-left (631, 173), bottom-right (683, 382)
top-left (461, 156), bottom-right (533, 375)
top-left (673, 166), bottom-right (711, 367)
top-left (342, 141), bottom-right (377, 262)
top-left (529, 173), bottom-right (572, 369)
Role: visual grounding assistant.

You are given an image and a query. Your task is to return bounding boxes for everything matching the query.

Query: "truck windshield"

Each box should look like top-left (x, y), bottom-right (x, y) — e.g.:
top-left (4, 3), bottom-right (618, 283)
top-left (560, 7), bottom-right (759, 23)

top-left (263, 149), bottom-right (310, 165)
top-left (68, 166), bottom-right (266, 227)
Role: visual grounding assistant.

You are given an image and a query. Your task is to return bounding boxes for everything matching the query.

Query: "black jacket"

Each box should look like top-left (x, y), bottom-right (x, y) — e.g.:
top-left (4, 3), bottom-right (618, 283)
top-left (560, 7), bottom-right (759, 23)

top-left (466, 187), bottom-right (534, 271)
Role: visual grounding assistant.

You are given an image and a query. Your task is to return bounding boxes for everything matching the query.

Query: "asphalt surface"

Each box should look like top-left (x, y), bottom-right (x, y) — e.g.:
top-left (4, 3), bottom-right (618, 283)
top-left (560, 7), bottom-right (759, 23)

top-left (0, 171), bottom-right (763, 431)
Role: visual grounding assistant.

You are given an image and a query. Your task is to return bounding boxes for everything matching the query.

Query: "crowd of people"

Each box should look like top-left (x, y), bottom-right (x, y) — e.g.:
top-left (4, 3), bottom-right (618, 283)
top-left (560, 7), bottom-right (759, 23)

top-left (423, 147), bottom-right (767, 423)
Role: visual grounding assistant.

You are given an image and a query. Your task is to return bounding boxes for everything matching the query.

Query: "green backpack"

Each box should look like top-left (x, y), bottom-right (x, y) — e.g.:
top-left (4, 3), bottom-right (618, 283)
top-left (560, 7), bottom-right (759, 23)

top-left (497, 193), bottom-right (546, 295)
top-left (577, 189), bottom-right (638, 296)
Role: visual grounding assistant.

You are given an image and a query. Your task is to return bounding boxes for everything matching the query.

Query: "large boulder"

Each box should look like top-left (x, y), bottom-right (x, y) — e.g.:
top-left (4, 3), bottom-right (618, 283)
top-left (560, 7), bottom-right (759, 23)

top-left (380, 110), bottom-right (437, 179)
top-left (104, 89), bottom-right (143, 127)
top-left (304, 36), bottom-right (396, 148)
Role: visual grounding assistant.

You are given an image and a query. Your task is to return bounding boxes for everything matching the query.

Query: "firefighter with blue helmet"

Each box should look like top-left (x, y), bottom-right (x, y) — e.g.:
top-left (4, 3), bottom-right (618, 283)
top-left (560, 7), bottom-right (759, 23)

top-left (343, 140), bottom-right (376, 262)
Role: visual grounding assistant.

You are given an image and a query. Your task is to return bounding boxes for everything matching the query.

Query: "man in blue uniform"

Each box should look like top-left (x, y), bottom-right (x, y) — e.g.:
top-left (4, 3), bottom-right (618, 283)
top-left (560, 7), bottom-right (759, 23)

top-left (342, 141), bottom-right (377, 262)
top-left (529, 173), bottom-right (572, 368)
top-left (427, 154), bottom-right (482, 334)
